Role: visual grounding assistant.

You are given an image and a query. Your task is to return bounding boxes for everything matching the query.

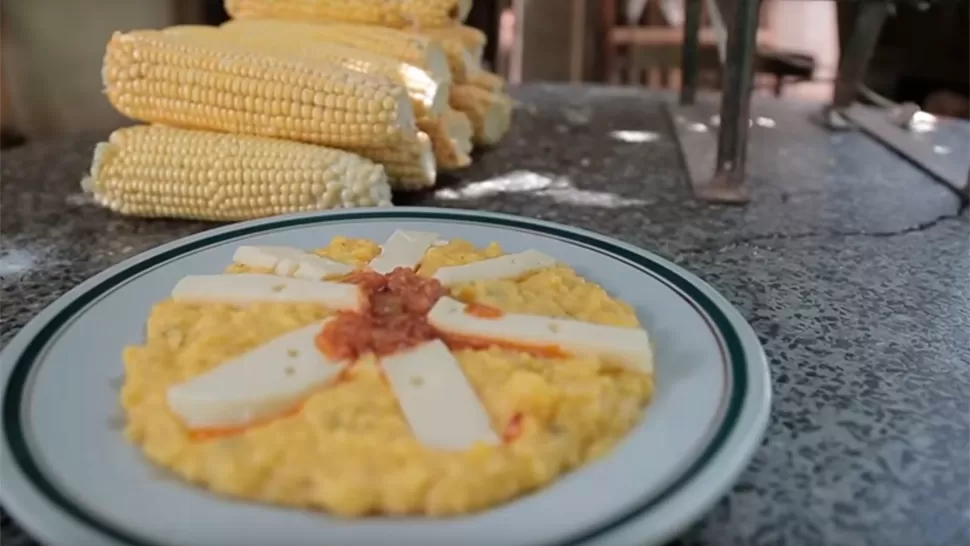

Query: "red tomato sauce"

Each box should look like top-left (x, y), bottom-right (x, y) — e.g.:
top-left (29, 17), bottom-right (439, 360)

top-left (315, 268), bottom-right (447, 360)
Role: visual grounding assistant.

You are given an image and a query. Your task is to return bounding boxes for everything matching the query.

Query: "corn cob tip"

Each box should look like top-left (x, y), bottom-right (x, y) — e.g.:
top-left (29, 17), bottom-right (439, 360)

top-left (350, 131), bottom-right (437, 192)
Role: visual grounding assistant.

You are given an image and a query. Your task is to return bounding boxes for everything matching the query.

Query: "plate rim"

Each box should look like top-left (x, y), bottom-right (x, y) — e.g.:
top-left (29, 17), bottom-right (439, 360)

top-left (0, 207), bottom-right (771, 546)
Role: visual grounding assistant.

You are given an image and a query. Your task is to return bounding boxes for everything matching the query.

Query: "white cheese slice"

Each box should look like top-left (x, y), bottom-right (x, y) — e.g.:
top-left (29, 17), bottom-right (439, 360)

top-left (288, 254), bottom-right (354, 281)
top-left (368, 230), bottom-right (439, 274)
top-left (171, 274), bottom-right (363, 310)
top-left (167, 321), bottom-right (344, 429)
top-left (432, 249), bottom-right (558, 286)
top-left (233, 245), bottom-right (353, 279)
top-left (232, 245), bottom-right (305, 272)
top-left (428, 297), bottom-right (653, 373)
top-left (381, 339), bottom-right (498, 450)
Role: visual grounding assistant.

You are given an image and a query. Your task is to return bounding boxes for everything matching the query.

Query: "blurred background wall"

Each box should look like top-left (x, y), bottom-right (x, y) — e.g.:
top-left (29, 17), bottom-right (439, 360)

top-left (0, 0), bottom-right (193, 140)
top-left (1, 0), bottom-right (967, 146)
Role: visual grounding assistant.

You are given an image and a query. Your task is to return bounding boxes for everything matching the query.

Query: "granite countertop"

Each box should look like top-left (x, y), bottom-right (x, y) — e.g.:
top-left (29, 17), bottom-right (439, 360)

top-left (2, 85), bottom-right (968, 546)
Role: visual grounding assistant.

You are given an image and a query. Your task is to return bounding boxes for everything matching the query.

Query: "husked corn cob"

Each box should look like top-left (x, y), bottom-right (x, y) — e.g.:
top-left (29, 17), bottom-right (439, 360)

top-left (221, 20), bottom-right (452, 85)
top-left (224, 0), bottom-right (472, 29)
top-left (103, 30), bottom-right (417, 149)
top-left (469, 70), bottom-right (506, 93)
top-left (420, 25), bottom-right (486, 62)
top-left (167, 24), bottom-right (448, 118)
top-left (347, 132), bottom-right (437, 190)
top-left (82, 125), bottom-right (392, 221)
top-left (417, 108), bottom-right (473, 170)
top-left (449, 85), bottom-right (513, 147)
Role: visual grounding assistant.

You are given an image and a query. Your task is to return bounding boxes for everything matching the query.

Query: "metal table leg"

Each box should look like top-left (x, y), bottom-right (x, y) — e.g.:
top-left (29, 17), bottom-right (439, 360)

top-left (701, 0), bottom-right (761, 203)
top-left (680, 0), bottom-right (703, 105)
top-left (831, 1), bottom-right (890, 111)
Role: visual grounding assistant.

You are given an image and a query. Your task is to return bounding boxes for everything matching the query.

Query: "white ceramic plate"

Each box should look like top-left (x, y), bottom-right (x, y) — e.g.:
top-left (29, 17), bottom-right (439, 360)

top-left (0, 207), bottom-right (770, 546)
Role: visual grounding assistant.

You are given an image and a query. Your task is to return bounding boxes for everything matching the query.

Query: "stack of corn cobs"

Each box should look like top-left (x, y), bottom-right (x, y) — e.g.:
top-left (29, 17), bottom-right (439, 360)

top-left (83, 0), bottom-right (513, 221)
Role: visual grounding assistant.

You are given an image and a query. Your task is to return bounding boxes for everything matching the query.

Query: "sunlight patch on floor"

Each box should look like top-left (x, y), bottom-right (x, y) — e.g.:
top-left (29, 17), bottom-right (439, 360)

top-left (435, 171), bottom-right (649, 208)
top-left (609, 130), bottom-right (662, 143)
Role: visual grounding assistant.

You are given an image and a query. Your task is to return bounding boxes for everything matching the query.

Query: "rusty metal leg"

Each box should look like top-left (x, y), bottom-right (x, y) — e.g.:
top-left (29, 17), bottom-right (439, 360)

top-left (680, 0), bottom-right (703, 105)
top-left (831, 1), bottom-right (889, 109)
top-left (700, 0), bottom-right (760, 204)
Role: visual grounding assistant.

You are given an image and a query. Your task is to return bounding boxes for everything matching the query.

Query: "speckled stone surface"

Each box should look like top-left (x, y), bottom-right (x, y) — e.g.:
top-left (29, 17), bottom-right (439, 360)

top-left (1, 84), bottom-right (968, 546)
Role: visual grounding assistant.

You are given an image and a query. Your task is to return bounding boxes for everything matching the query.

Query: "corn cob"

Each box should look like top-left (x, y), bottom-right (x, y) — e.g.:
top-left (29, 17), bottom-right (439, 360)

top-left (417, 108), bottom-right (473, 170)
top-left (103, 30), bottom-right (417, 149)
top-left (347, 132), bottom-right (437, 190)
top-left (166, 24), bottom-right (449, 118)
top-left (419, 25), bottom-right (486, 62)
top-left (449, 85), bottom-right (513, 147)
top-left (224, 0), bottom-right (471, 29)
top-left (468, 70), bottom-right (506, 93)
top-left (140, 27), bottom-right (437, 190)
top-left (82, 125), bottom-right (392, 221)
top-left (221, 20), bottom-right (452, 85)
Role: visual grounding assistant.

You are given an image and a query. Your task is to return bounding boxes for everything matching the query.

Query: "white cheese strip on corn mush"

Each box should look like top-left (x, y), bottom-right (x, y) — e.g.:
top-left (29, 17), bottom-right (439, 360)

top-left (381, 339), bottom-right (499, 450)
top-left (233, 245), bottom-right (354, 279)
top-left (167, 320), bottom-right (344, 429)
top-left (171, 274), bottom-right (364, 310)
top-left (432, 249), bottom-right (557, 286)
top-left (368, 230), bottom-right (439, 274)
top-left (428, 297), bottom-right (653, 373)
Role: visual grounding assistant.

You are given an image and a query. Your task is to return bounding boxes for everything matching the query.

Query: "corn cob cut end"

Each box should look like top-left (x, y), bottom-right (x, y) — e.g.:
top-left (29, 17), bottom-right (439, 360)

top-left (392, 131), bottom-right (437, 191)
top-left (476, 96), bottom-right (513, 147)
top-left (444, 110), bottom-right (474, 156)
top-left (423, 24), bottom-right (486, 57)
top-left (83, 125), bottom-right (393, 221)
top-left (459, 49), bottom-right (481, 82)
top-left (451, 86), bottom-right (514, 148)
top-left (393, 63), bottom-right (450, 117)
top-left (418, 109), bottom-right (473, 171)
top-left (420, 42), bottom-right (451, 84)
top-left (456, 0), bottom-right (473, 21)
top-left (414, 132), bottom-right (438, 189)
top-left (427, 79), bottom-right (451, 116)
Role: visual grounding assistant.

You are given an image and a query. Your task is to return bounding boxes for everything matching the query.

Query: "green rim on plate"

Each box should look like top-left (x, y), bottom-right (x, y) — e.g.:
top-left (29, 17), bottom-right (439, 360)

top-left (2, 209), bottom-right (751, 546)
